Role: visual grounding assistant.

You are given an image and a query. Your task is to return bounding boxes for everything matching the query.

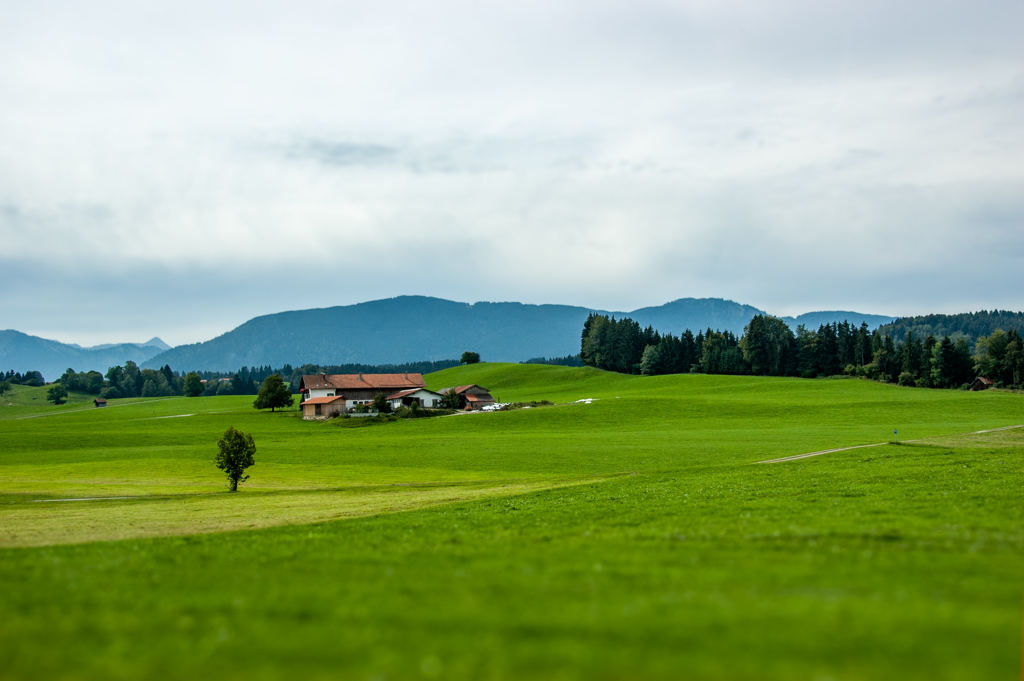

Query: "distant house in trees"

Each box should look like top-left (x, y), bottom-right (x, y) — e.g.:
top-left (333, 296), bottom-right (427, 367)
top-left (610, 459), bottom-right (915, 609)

top-left (386, 388), bottom-right (445, 410)
top-left (969, 376), bottom-right (994, 392)
top-left (440, 384), bottom-right (496, 411)
top-left (299, 373), bottom-right (425, 416)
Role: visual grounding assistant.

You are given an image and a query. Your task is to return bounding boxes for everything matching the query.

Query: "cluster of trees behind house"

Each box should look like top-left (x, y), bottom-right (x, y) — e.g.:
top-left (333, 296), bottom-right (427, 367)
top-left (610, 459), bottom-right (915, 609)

top-left (581, 311), bottom-right (1023, 389)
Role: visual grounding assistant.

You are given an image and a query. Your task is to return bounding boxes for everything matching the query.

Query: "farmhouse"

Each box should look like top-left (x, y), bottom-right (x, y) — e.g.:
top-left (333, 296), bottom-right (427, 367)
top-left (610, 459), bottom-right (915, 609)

top-left (386, 388), bottom-right (445, 411)
top-left (299, 373), bottom-right (425, 413)
top-left (969, 376), bottom-right (994, 392)
top-left (440, 384), bottom-right (496, 411)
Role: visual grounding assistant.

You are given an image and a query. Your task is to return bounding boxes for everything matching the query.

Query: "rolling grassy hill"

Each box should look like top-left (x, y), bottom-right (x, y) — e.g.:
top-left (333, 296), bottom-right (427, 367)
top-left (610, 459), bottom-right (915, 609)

top-left (0, 365), bottom-right (1021, 680)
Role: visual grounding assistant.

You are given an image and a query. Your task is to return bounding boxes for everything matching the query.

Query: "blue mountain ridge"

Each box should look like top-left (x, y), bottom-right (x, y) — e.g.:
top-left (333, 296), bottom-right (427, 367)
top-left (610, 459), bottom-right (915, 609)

top-left (0, 330), bottom-right (167, 383)
top-left (139, 296), bottom-right (893, 373)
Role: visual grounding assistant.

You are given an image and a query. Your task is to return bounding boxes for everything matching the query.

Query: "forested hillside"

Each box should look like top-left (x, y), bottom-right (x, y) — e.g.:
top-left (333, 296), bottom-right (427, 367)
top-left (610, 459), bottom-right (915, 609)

top-left (877, 311), bottom-right (1024, 344)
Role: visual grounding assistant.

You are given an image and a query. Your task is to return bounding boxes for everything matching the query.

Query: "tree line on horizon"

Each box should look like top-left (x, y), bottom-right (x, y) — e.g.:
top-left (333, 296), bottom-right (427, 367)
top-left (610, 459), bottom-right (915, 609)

top-left (8, 358), bottom-right (468, 403)
top-left (875, 310), bottom-right (1024, 344)
top-left (1, 370), bottom-right (45, 387)
top-left (581, 312), bottom-right (1023, 389)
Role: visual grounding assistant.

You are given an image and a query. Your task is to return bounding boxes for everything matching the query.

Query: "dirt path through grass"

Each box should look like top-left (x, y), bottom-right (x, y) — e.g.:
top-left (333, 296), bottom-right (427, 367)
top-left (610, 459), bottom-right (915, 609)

top-left (757, 423), bottom-right (1024, 464)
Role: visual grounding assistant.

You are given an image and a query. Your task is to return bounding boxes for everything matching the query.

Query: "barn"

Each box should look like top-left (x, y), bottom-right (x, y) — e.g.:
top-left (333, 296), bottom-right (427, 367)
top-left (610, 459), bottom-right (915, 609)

top-left (969, 376), bottom-right (994, 392)
top-left (300, 395), bottom-right (346, 419)
top-left (439, 384), bottom-right (496, 411)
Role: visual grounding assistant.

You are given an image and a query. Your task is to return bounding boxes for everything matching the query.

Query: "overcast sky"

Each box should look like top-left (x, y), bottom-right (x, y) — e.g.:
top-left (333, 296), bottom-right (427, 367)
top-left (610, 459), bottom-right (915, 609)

top-left (1, 0), bottom-right (1021, 346)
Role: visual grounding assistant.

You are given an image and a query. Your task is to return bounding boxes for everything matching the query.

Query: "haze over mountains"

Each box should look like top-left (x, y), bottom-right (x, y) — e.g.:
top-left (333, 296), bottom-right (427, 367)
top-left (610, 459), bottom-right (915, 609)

top-left (2, 297), bottom-right (894, 379)
top-left (0, 331), bottom-right (169, 383)
top-left (142, 297), bottom-right (893, 373)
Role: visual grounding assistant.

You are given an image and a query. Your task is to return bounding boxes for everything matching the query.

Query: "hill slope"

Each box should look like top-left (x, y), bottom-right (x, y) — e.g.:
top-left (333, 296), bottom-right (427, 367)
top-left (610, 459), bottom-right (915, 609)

top-left (0, 330), bottom-right (167, 382)
top-left (142, 296), bottom-right (894, 372)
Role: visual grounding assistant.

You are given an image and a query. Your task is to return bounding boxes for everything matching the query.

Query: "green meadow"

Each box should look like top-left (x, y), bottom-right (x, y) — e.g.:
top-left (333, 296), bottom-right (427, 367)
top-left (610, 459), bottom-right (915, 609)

top-left (0, 365), bottom-right (1022, 680)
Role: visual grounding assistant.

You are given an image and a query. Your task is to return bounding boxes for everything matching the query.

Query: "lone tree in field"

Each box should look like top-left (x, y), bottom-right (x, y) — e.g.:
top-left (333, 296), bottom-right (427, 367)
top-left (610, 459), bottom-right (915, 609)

top-left (215, 426), bottom-right (256, 492)
top-left (183, 372), bottom-right (204, 397)
top-left (47, 384), bottom-right (68, 405)
top-left (253, 374), bottom-right (294, 412)
top-left (461, 351), bottom-right (481, 364)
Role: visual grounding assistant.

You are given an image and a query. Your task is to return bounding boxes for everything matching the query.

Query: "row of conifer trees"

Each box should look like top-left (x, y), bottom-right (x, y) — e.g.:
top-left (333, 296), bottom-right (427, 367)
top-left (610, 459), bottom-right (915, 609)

top-left (580, 313), bottom-right (1023, 389)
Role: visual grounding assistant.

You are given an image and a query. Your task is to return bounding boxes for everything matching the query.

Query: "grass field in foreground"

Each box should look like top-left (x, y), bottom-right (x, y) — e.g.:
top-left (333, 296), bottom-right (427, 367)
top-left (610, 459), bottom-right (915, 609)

top-left (0, 365), bottom-right (1022, 680)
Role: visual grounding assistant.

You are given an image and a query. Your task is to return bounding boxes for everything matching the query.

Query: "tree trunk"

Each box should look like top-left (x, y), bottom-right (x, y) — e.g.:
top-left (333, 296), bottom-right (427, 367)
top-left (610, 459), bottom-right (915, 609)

top-left (230, 478), bottom-right (238, 492)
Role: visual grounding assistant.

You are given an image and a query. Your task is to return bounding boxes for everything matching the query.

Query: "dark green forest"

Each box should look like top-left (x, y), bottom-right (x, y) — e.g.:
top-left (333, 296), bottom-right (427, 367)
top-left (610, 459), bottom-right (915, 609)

top-left (521, 355), bottom-right (585, 367)
top-left (581, 312), bottom-right (1023, 389)
top-left (1, 370), bottom-right (45, 387)
top-left (877, 310), bottom-right (1024, 343)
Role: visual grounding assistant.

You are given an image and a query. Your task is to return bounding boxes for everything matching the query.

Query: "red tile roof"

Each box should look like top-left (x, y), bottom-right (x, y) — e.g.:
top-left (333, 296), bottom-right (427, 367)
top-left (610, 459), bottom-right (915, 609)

top-left (441, 384), bottom-right (489, 395)
top-left (301, 373), bottom-right (425, 391)
top-left (301, 396), bottom-right (346, 405)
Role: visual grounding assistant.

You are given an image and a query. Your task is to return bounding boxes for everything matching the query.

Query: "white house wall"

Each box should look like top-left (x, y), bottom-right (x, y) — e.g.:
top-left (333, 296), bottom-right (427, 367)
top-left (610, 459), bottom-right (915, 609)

top-left (307, 388), bottom-right (336, 398)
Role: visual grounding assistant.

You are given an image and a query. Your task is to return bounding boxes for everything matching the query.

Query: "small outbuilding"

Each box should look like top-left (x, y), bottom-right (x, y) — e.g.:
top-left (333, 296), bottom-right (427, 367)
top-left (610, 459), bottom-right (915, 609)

top-left (301, 395), bottom-right (346, 419)
top-left (439, 384), bottom-right (496, 411)
top-left (969, 376), bottom-right (994, 392)
top-left (386, 388), bottom-right (445, 410)
top-left (93, 398), bottom-right (107, 408)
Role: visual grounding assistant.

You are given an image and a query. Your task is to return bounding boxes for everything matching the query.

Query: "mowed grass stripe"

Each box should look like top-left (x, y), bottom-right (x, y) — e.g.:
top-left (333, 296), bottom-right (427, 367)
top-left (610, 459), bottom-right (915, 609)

top-left (0, 458), bottom-right (556, 498)
top-left (0, 475), bottom-right (621, 548)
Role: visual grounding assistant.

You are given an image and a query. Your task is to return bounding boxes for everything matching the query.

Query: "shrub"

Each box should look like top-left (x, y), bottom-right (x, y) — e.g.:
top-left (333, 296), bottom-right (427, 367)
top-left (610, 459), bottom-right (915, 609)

top-left (897, 372), bottom-right (916, 387)
top-left (372, 393), bottom-right (393, 414)
top-left (440, 389), bottom-right (463, 410)
top-left (47, 384), bottom-right (68, 405)
top-left (858, 363), bottom-right (880, 380)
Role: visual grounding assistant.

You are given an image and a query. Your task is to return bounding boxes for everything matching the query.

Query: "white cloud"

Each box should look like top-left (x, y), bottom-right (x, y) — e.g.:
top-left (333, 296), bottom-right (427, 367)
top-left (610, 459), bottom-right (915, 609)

top-left (0, 0), bottom-right (1021, 344)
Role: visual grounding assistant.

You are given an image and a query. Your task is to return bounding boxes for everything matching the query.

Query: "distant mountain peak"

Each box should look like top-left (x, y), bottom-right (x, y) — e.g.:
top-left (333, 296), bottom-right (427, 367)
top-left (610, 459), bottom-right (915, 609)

top-left (142, 337), bottom-right (171, 351)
